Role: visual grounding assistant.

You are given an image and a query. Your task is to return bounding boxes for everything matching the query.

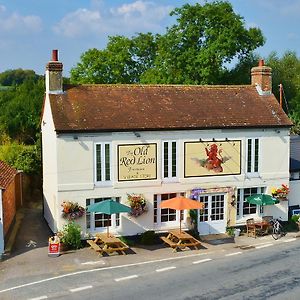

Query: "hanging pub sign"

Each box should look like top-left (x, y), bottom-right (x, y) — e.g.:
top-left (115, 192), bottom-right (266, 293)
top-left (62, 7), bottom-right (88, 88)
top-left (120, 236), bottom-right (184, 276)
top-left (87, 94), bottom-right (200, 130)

top-left (184, 140), bottom-right (241, 177)
top-left (118, 143), bottom-right (157, 181)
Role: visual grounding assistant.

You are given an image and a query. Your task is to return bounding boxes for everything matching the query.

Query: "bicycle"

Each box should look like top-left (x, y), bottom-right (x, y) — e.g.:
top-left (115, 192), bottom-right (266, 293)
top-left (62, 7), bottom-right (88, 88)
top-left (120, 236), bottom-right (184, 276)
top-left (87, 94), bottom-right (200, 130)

top-left (270, 218), bottom-right (286, 240)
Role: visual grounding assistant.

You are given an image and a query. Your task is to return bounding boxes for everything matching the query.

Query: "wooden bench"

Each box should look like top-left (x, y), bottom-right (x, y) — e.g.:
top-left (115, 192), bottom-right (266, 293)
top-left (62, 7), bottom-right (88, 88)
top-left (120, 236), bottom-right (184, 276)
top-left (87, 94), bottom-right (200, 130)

top-left (95, 234), bottom-right (129, 255)
top-left (87, 240), bottom-right (102, 253)
top-left (161, 235), bottom-right (201, 252)
top-left (161, 236), bottom-right (178, 248)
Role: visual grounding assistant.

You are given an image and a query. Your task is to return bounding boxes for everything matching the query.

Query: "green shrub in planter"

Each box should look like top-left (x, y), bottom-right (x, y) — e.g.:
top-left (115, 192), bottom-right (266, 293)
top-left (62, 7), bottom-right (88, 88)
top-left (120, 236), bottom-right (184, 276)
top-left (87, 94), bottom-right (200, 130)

top-left (291, 214), bottom-right (300, 223)
top-left (140, 230), bottom-right (156, 245)
top-left (59, 221), bottom-right (82, 250)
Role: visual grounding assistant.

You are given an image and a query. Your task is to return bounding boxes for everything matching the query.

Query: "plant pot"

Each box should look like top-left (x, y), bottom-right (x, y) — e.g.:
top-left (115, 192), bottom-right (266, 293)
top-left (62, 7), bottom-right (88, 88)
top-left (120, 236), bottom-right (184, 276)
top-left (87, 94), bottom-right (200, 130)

top-left (296, 222), bottom-right (300, 231)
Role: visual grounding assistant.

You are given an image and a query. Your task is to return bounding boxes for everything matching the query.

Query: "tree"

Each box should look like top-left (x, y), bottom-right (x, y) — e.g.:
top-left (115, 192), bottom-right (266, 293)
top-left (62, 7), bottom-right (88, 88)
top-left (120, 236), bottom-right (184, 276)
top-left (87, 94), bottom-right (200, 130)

top-left (0, 73), bottom-right (44, 143)
top-left (0, 69), bottom-right (40, 86)
top-left (265, 51), bottom-right (300, 133)
top-left (70, 33), bottom-right (157, 84)
top-left (71, 1), bottom-right (264, 85)
top-left (222, 53), bottom-right (260, 85)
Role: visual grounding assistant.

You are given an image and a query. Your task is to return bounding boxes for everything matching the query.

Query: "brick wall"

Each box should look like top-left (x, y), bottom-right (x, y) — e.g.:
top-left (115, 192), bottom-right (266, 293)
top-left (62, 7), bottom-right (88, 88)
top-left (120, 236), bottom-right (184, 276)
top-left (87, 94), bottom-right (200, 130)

top-left (2, 178), bottom-right (17, 237)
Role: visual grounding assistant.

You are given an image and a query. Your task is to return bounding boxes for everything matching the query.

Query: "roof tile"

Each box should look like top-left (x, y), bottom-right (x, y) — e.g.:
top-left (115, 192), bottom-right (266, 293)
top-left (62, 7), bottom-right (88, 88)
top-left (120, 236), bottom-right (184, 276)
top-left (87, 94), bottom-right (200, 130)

top-left (48, 84), bottom-right (292, 132)
top-left (0, 160), bottom-right (17, 189)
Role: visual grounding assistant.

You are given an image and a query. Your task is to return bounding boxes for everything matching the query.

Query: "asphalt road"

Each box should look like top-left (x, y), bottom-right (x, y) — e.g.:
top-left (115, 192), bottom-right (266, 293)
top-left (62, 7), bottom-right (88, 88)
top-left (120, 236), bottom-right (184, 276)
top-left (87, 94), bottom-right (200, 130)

top-left (2, 238), bottom-right (300, 300)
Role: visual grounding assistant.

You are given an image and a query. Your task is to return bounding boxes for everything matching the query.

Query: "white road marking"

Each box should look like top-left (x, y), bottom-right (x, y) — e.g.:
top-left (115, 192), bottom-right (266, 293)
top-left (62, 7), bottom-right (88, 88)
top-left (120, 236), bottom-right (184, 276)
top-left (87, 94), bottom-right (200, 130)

top-left (28, 296), bottom-right (48, 300)
top-left (70, 285), bottom-right (93, 292)
top-left (81, 261), bottom-right (105, 265)
top-left (225, 252), bottom-right (242, 257)
top-left (256, 243), bottom-right (273, 249)
top-left (115, 275), bottom-right (138, 282)
top-left (192, 258), bottom-right (212, 264)
top-left (283, 238), bottom-right (297, 243)
top-left (0, 252), bottom-right (210, 294)
top-left (156, 266), bottom-right (176, 272)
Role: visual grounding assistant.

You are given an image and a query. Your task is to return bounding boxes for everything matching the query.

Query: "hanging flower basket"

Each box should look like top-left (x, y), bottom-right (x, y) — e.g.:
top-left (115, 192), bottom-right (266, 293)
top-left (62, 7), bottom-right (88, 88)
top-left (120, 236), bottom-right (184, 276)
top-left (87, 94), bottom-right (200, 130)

top-left (127, 193), bottom-right (147, 217)
top-left (61, 201), bottom-right (85, 220)
top-left (271, 184), bottom-right (289, 201)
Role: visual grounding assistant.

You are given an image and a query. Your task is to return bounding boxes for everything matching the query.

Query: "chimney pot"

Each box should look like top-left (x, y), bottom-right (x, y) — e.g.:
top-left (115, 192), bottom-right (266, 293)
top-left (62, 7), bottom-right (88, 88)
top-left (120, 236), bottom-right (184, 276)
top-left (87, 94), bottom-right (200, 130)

top-left (251, 59), bottom-right (272, 94)
top-left (46, 50), bottom-right (63, 94)
top-left (52, 49), bottom-right (58, 62)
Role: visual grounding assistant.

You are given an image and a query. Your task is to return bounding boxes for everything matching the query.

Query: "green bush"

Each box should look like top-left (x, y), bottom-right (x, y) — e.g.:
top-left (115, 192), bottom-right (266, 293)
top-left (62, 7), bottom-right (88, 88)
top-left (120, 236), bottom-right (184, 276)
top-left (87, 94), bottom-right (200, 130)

top-left (59, 222), bottom-right (82, 250)
top-left (140, 230), bottom-right (156, 245)
top-left (0, 141), bottom-right (41, 174)
top-left (291, 215), bottom-right (300, 223)
top-left (226, 226), bottom-right (235, 237)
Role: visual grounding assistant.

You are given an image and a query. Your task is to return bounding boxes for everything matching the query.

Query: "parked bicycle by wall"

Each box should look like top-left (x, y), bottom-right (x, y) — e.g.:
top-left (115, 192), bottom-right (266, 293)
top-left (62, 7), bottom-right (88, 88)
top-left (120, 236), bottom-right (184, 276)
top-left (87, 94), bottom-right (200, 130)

top-left (270, 218), bottom-right (286, 240)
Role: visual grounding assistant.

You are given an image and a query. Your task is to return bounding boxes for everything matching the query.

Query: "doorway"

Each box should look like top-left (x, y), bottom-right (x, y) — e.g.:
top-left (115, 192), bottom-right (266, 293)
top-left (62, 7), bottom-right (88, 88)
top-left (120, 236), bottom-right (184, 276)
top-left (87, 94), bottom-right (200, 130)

top-left (197, 194), bottom-right (226, 235)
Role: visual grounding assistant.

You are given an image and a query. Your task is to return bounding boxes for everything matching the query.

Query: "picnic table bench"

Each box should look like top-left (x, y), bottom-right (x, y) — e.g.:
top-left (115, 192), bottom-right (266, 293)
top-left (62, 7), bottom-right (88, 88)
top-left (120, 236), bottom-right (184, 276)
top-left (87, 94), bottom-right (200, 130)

top-left (161, 229), bottom-right (201, 252)
top-left (87, 239), bottom-right (103, 253)
top-left (95, 233), bottom-right (129, 255)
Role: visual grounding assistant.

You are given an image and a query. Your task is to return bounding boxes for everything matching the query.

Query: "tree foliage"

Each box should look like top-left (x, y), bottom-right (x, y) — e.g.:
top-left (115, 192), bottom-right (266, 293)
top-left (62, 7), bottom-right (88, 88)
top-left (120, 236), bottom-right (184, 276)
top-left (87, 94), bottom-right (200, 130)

top-left (0, 73), bottom-right (44, 144)
top-left (71, 1), bottom-right (264, 85)
top-left (71, 33), bottom-right (157, 84)
top-left (0, 141), bottom-right (41, 174)
top-left (0, 69), bottom-right (39, 86)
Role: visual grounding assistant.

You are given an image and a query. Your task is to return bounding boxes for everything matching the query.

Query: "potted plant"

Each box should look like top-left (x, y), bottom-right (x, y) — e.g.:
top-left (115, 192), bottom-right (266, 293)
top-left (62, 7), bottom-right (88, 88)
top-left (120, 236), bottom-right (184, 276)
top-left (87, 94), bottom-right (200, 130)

top-left (61, 201), bottom-right (85, 220)
top-left (127, 193), bottom-right (147, 217)
top-left (291, 214), bottom-right (300, 231)
top-left (271, 184), bottom-right (289, 200)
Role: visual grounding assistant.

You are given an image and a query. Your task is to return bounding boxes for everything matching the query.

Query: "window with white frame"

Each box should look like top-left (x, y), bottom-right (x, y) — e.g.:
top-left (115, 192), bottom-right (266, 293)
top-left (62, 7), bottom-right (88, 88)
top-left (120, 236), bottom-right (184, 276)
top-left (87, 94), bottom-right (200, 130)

top-left (95, 143), bottom-right (111, 183)
top-left (86, 197), bottom-right (120, 231)
top-left (246, 138), bottom-right (259, 174)
top-left (154, 192), bottom-right (184, 225)
top-left (236, 187), bottom-right (265, 218)
top-left (162, 141), bottom-right (177, 180)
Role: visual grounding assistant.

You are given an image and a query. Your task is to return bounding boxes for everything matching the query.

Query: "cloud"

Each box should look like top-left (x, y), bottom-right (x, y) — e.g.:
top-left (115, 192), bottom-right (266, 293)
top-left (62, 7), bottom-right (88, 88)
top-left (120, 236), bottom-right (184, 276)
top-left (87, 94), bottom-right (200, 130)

top-left (53, 1), bottom-right (173, 38)
top-left (0, 5), bottom-right (42, 34)
top-left (53, 8), bottom-right (103, 38)
top-left (110, 1), bottom-right (172, 28)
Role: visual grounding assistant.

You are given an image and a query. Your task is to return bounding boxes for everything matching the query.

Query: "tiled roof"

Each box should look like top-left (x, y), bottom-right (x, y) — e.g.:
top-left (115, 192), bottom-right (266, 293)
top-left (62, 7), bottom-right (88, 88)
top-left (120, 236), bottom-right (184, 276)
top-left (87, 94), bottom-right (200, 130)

top-left (48, 84), bottom-right (292, 133)
top-left (0, 160), bottom-right (17, 189)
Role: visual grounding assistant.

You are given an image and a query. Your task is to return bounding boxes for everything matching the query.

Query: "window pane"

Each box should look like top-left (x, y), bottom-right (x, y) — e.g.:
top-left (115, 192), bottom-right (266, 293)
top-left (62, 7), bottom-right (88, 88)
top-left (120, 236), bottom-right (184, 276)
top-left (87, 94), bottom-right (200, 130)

top-left (105, 144), bottom-right (110, 181)
top-left (172, 142), bottom-right (176, 177)
top-left (86, 199), bottom-right (91, 229)
top-left (154, 195), bottom-right (157, 223)
top-left (96, 144), bottom-right (102, 181)
top-left (163, 142), bottom-right (168, 178)
top-left (247, 139), bottom-right (252, 173)
top-left (254, 139), bottom-right (259, 172)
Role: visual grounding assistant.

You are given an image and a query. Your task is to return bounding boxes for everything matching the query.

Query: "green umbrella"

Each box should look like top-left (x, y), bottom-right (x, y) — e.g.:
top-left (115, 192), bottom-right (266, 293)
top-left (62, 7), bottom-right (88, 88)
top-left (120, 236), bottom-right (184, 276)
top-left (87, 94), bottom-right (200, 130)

top-left (246, 194), bottom-right (280, 206)
top-left (87, 199), bottom-right (131, 236)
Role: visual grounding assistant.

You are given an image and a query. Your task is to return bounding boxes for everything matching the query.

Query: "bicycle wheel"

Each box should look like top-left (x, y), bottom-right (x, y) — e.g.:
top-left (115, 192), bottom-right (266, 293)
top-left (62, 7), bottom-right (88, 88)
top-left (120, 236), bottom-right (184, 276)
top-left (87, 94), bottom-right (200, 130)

top-left (272, 227), bottom-right (280, 240)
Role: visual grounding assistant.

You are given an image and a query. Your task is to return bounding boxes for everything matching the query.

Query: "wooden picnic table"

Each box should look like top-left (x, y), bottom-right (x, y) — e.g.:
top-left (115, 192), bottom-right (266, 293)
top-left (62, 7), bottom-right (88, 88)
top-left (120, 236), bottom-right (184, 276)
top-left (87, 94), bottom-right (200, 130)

top-left (253, 221), bottom-right (270, 236)
top-left (161, 229), bottom-right (201, 252)
top-left (87, 233), bottom-right (129, 256)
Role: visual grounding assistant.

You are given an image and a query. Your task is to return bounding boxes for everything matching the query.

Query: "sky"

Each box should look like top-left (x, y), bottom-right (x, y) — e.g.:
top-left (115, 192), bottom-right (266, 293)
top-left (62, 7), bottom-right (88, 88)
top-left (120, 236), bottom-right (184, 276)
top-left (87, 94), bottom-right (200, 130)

top-left (0, 0), bottom-right (299, 76)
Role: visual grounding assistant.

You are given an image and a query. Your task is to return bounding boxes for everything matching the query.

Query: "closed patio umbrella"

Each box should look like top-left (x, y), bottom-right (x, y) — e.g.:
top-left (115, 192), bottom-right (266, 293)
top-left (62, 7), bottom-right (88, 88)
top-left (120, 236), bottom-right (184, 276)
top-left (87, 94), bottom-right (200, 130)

top-left (160, 196), bottom-right (204, 232)
top-left (87, 199), bottom-right (131, 236)
top-left (246, 194), bottom-right (279, 206)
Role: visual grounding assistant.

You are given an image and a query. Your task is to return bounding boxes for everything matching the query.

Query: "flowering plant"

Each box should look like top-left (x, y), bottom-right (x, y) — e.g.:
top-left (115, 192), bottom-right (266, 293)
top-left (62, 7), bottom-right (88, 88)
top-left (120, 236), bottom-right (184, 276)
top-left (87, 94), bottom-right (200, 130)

top-left (271, 184), bottom-right (289, 199)
top-left (61, 201), bottom-right (85, 220)
top-left (127, 193), bottom-right (147, 217)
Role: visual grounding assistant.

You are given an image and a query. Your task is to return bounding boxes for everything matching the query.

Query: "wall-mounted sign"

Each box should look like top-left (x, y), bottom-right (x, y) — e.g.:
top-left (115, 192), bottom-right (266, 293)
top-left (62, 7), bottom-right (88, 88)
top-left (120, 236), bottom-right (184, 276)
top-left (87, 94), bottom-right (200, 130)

top-left (184, 140), bottom-right (241, 177)
top-left (118, 144), bottom-right (157, 181)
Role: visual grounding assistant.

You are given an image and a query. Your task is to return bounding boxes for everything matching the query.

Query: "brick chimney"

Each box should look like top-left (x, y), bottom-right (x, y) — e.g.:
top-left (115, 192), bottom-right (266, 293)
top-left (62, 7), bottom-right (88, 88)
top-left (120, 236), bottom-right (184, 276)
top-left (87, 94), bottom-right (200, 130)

top-left (45, 50), bottom-right (63, 94)
top-left (251, 59), bottom-right (272, 95)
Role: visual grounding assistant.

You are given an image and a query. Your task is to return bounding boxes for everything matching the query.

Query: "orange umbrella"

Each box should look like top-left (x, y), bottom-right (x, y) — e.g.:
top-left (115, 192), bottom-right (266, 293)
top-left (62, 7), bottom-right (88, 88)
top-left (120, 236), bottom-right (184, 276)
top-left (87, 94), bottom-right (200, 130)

top-left (160, 196), bottom-right (204, 232)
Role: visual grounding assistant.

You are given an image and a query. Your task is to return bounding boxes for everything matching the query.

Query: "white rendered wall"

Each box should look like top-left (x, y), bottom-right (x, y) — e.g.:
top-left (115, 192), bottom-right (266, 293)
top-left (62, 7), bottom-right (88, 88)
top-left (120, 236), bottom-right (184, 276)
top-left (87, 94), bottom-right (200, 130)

top-left (52, 127), bottom-right (290, 236)
top-left (41, 95), bottom-right (58, 232)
